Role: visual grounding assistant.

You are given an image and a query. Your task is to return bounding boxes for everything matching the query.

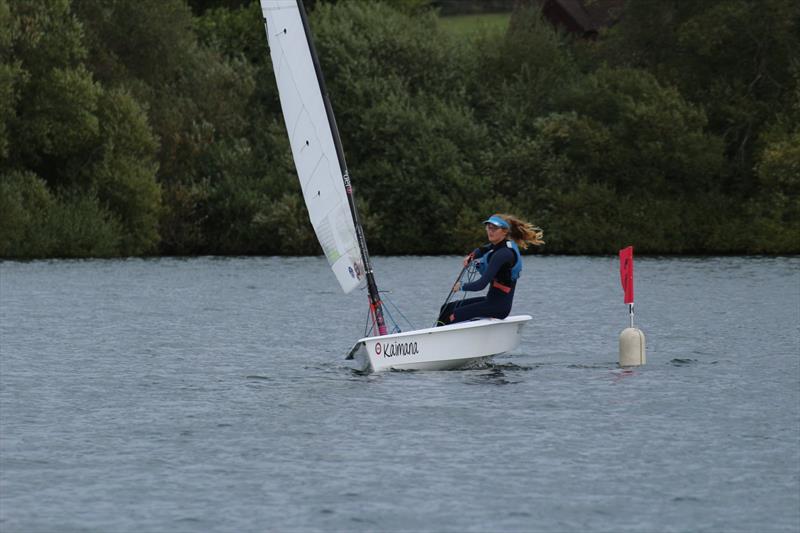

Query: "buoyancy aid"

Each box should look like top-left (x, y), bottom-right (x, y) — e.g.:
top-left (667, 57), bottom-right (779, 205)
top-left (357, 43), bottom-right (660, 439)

top-left (476, 240), bottom-right (522, 291)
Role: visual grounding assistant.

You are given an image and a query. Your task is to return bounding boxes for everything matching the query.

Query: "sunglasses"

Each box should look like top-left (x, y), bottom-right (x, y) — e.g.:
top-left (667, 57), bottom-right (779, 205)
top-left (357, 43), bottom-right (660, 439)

top-left (485, 223), bottom-right (505, 231)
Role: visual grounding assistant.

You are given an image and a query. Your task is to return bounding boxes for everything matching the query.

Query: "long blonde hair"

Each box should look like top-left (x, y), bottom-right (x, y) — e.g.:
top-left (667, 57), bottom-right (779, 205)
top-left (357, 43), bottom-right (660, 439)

top-left (496, 214), bottom-right (544, 250)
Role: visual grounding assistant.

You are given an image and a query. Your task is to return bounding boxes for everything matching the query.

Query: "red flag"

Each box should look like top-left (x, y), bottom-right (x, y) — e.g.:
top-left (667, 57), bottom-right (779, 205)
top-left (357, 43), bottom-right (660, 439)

top-left (619, 246), bottom-right (634, 304)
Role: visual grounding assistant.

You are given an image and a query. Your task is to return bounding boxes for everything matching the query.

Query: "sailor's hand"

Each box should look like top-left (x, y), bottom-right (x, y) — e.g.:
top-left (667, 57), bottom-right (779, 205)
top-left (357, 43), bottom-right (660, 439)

top-left (453, 281), bottom-right (461, 293)
top-left (462, 253), bottom-right (474, 267)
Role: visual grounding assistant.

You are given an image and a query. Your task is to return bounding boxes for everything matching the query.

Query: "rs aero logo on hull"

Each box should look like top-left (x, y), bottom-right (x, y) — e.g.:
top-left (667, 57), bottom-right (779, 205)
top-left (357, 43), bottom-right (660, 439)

top-left (374, 340), bottom-right (419, 358)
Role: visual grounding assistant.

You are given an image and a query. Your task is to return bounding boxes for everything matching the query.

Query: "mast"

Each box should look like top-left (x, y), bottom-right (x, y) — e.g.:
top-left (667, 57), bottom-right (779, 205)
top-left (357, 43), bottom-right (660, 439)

top-left (295, 0), bottom-right (388, 336)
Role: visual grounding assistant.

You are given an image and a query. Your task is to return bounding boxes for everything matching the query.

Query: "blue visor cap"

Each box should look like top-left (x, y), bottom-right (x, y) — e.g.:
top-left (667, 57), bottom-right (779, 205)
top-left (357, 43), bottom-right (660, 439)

top-left (483, 215), bottom-right (509, 229)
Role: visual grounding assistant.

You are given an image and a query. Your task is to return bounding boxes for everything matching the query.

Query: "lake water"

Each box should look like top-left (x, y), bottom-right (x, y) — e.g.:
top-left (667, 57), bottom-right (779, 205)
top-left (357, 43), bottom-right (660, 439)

top-left (1, 256), bottom-right (798, 532)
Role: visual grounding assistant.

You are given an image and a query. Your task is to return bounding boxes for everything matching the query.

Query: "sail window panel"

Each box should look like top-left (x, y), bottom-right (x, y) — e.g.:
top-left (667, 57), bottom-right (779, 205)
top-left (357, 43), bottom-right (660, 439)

top-left (316, 213), bottom-right (362, 294)
top-left (303, 165), bottom-right (360, 276)
top-left (332, 207), bottom-right (360, 264)
top-left (313, 215), bottom-right (343, 263)
top-left (312, 214), bottom-right (361, 294)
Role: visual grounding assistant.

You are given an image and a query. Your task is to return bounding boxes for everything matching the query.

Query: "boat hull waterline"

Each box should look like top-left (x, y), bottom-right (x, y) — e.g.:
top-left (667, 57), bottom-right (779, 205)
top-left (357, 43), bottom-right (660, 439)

top-left (347, 315), bottom-right (532, 372)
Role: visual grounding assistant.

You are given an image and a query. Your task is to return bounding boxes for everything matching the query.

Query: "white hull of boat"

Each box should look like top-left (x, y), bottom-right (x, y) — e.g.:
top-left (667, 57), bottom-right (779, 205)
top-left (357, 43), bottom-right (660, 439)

top-left (346, 315), bottom-right (532, 372)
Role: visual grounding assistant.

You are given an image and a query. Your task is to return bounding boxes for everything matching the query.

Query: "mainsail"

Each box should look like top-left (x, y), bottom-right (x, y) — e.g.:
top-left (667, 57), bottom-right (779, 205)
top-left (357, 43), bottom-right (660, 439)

top-left (261, 0), bottom-right (363, 294)
top-left (262, 0), bottom-right (388, 336)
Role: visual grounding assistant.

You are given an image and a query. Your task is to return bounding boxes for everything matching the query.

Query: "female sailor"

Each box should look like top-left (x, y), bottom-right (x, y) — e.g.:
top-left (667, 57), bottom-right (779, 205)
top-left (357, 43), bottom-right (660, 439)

top-left (437, 214), bottom-right (544, 325)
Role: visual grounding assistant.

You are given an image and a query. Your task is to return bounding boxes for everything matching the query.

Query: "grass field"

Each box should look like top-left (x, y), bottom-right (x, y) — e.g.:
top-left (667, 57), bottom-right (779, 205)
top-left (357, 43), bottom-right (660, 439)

top-left (437, 12), bottom-right (511, 38)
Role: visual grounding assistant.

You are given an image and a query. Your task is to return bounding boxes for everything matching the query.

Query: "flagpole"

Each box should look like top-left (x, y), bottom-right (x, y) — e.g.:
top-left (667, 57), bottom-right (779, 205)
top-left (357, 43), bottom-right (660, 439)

top-left (629, 302), bottom-right (634, 328)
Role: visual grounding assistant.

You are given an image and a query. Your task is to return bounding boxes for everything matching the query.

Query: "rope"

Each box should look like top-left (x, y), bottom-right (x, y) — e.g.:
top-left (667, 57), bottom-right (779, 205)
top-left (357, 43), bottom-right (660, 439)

top-left (433, 261), bottom-right (478, 326)
top-left (362, 261), bottom-right (480, 335)
top-left (363, 306), bottom-right (375, 337)
top-left (380, 299), bottom-right (402, 334)
top-left (362, 291), bottom-right (410, 336)
top-left (380, 291), bottom-right (415, 332)
top-left (453, 262), bottom-right (478, 306)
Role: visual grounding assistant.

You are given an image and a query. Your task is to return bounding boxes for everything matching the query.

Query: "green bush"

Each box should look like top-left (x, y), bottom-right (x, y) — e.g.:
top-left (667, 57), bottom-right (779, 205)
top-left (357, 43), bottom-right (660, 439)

top-left (0, 171), bottom-right (54, 256)
top-left (552, 66), bottom-right (725, 195)
top-left (159, 179), bottom-right (211, 255)
top-left (598, 0), bottom-right (800, 193)
top-left (44, 191), bottom-right (123, 257)
top-left (90, 88), bottom-right (161, 255)
top-left (0, 171), bottom-right (122, 257)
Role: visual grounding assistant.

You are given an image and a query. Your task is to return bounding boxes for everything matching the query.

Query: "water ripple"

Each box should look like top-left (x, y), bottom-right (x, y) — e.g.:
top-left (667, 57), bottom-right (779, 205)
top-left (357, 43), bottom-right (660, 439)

top-left (1, 256), bottom-right (797, 533)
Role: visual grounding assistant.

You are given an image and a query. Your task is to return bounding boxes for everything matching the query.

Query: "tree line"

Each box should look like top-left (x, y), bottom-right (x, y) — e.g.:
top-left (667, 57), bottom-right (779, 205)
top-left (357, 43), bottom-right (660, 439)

top-left (1, 0), bottom-right (797, 258)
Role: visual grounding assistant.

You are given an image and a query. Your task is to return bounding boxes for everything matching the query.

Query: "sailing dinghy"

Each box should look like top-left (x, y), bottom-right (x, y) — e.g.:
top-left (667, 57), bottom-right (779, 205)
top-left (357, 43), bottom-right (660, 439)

top-left (260, 0), bottom-right (532, 371)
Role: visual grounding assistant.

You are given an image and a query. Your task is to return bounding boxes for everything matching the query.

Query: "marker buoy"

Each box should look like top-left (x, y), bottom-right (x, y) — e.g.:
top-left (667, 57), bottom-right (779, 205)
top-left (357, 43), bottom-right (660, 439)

top-left (618, 246), bottom-right (646, 367)
top-left (619, 327), bottom-right (646, 366)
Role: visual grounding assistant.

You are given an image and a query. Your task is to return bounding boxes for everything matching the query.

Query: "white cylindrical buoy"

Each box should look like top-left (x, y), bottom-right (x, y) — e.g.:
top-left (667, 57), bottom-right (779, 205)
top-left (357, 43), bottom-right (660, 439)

top-left (619, 327), bottom-right (646, 366)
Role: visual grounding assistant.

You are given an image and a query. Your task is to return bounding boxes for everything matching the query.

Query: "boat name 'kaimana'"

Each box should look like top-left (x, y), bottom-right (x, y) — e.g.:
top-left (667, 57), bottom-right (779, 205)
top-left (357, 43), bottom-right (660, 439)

top-left (375, 341), bottom-right (419, 358)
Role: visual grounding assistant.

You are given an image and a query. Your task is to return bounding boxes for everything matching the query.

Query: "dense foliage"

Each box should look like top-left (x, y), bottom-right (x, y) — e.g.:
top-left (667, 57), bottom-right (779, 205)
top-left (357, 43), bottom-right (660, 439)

top-left (1, 0), bottom-right (797, 257)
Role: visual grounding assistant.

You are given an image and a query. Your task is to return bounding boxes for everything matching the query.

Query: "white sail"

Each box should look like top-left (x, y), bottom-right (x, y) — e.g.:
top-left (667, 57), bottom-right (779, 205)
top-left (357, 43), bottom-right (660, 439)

top-left (261, 0), bottom-right (364, 294)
